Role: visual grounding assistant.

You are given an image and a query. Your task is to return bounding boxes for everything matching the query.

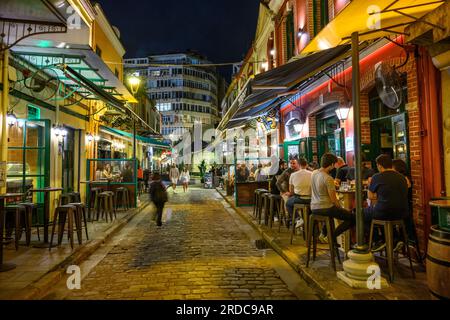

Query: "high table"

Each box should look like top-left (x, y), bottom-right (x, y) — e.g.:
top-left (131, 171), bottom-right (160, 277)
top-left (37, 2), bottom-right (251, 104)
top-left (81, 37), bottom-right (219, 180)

top-left (30, 188), bottom-right (63, 248)
top-left (0, 193), bottom-right (25, 272)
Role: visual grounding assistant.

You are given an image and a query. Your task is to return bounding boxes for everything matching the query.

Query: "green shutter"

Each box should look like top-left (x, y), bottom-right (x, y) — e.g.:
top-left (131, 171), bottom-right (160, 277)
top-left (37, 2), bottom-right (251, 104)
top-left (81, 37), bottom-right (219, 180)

top-left (27, 105), bottom-right (41, 120)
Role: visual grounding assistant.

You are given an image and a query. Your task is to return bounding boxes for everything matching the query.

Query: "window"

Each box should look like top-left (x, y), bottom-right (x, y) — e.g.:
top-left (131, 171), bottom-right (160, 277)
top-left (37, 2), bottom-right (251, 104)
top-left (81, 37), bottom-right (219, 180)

top-left (285, 11), bottom-right (295, 61)
top-left (320, 0), bottom-right (330, 29)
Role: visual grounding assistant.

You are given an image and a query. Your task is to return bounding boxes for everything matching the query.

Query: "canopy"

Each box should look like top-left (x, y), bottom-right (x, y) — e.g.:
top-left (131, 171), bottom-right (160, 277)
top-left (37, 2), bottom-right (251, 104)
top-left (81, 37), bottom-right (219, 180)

top-left (100, 126), bottom-right (171, 149)
top-left (302, 0), bottom-right (445, 53)
top-left (252, 45), bottom-right (351, 90)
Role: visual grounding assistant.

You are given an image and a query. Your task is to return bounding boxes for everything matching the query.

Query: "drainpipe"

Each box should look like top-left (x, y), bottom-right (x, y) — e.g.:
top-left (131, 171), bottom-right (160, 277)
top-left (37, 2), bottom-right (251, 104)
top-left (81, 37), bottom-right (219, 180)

top-left (0, 48), bottom-right (9, 194)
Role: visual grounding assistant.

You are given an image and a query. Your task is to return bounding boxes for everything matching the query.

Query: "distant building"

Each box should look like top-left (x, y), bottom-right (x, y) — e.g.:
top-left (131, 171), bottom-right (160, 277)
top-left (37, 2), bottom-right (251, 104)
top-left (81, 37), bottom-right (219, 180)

top-left (125, 52), bottom-right (221, 142)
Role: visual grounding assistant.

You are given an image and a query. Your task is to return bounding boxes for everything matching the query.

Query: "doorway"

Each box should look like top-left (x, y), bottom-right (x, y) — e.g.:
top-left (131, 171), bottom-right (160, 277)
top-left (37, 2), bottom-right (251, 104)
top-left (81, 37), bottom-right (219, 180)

top-left (62, 127), bottom-right (75, 192)
top-left (316, 104), bottom-right (343, 160)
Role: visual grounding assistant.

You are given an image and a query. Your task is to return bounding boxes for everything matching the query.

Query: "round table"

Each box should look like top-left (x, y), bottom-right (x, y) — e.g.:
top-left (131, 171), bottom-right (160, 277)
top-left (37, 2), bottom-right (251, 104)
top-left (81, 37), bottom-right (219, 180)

top-left (0, 193), bottom-right (25, 272)
top-left (29, 188), bottom-right (63, 248)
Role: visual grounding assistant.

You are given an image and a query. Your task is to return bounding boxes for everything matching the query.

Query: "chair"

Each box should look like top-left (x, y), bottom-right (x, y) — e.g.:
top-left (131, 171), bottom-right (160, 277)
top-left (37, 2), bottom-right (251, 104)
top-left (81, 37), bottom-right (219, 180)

top-left (368, 219), bottom-right (415, 283)
top-left (306, 214), bottom-right (342, 271)
top-left (291, 203), bottom-right (310, 244)
top-left (49, 205), bottom-right (81, 250)
top-left (115, 187), bottom-right (130, 211)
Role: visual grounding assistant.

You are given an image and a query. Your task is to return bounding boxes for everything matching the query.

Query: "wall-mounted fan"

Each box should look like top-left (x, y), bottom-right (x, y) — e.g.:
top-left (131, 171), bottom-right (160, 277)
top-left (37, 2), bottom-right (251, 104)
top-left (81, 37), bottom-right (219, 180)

top-left (375, 62), bottom-right (403, 110)
top-left (25, 66), bottom-right (60, 102)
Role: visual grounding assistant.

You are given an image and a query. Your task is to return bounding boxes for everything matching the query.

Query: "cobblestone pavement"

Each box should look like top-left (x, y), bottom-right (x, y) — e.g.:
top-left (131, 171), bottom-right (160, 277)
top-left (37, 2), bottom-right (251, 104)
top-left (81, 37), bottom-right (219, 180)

top-left (46, 187), bottom-right (318, 300)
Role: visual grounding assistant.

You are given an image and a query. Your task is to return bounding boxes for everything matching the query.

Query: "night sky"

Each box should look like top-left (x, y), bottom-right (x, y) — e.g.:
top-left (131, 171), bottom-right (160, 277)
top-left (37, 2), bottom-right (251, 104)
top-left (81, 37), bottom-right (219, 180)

top-left (96, 0), bottom-right (261, 81)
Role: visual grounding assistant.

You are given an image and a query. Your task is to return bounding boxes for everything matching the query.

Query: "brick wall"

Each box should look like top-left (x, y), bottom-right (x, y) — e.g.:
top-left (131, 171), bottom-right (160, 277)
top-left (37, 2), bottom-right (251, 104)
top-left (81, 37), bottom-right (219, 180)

top-left (360, 94), bottom-right (371, 144)
top-left (308, 115), bottom-right (318, 162)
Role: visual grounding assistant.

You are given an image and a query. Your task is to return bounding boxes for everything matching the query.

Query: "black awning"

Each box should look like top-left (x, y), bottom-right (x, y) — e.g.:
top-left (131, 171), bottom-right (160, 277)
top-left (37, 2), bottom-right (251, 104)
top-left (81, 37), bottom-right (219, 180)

top-left (252, 45), bottom-right (351, 90)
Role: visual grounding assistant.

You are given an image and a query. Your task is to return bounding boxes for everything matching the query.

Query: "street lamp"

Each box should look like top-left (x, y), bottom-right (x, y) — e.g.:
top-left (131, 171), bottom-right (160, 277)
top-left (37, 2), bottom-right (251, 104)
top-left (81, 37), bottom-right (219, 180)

top-left (127, 74), bottom-right (142, 163)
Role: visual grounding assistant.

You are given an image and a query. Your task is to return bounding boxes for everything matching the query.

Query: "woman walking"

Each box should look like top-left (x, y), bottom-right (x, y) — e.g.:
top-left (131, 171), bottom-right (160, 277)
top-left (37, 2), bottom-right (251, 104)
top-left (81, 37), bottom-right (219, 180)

top-left (180, 168), bottom-right (190, 192)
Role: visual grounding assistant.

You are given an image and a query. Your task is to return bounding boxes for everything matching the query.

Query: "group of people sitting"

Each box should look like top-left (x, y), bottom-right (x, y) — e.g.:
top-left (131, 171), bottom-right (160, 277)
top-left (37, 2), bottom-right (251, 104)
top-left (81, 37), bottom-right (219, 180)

top-left (236, 162), bottom-right (274, 183)
top-left (270, 153), bottom-right (413, 251)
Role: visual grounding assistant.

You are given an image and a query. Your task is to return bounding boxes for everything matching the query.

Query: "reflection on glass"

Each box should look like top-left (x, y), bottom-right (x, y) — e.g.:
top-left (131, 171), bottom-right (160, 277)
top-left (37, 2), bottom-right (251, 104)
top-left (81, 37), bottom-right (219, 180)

top-left (26, 149), bottom-right (45, 175)
top-left (8, 125), bottom-right (24, 147)
top-left (26, 122), bottom-right (45, 147)
top-left (92, 159), bottom-right (136, 183)
top-left (235, 158), bottom-right (273, 183)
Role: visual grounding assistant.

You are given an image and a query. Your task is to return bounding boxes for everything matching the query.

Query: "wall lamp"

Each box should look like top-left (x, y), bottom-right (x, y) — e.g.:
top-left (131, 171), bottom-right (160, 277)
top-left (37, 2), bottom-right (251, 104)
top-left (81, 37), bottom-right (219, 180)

top-left (336, 106), bottom-right (351, 122)
top-left (7, 112), bottom-right (17, 127)
top-left (297, 28), bottom-right (305, 38)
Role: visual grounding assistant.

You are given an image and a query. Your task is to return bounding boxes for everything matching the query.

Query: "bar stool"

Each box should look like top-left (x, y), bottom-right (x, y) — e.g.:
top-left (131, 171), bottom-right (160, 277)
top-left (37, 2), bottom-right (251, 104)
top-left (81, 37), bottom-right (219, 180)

top-left (278, 197), bottom-right (288, 233)
top-left (49, 205), bottom-right (81, 250)
top-left (115, 187), bottom-right (130, 211)
top-left (256, 190), bottom-right (269, 222)
top-left (19, 202), bottom-right (41, 243)
top-left (5, 204), bottom-right (27, 250)
top-left (58, 193), bottom-right (72, 206)
top-left (97, 192), bottom-right (115, 222)
top-left (267, 194), bottom-right (282, 229)
top-left (88, 187), bottom-right (103, 221)
top-left (69, 192), bottom-right (82, 203)
top-left (291, 203), bottom-right (311, 244)
top-left (253, 189), bottom-right (268, 217)
top-left (260, 193), bottom-right (271, 225)
top-left (68, 202), bottom-right (89, 240)
top-left (369, 219), bottom-right (415, 283)
top-left (306, 214), bottom-right (342, 271)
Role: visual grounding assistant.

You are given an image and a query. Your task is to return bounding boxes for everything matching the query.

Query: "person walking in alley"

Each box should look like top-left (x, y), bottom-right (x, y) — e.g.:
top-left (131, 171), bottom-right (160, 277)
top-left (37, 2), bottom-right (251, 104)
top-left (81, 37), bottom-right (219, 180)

top-left (149, 172), bottom-right (168, 227)
top-left (169, 164), bottom-right (180, 193)
top-left (180, 167), bottom-right (190, 192)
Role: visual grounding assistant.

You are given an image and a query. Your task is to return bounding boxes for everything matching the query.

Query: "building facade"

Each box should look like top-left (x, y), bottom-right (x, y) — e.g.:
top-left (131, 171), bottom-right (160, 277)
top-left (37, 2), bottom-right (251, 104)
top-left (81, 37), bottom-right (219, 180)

top-left (124, 52), bottom-right (220, 142)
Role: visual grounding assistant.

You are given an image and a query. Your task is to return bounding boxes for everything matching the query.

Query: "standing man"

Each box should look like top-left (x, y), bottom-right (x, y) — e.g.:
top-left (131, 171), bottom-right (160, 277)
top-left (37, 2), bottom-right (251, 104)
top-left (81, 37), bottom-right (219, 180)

top-left (169, 164), bottom-right (180, 193)
top-left (286, 158), bottom-right (312, 228)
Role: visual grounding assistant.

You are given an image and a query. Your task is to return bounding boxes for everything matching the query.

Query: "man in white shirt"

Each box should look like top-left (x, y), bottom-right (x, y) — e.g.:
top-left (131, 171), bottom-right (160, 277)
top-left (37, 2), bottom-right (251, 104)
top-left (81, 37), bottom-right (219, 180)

top-left (169, 164), bottom-right (180, 193)
top-left (286, 158), bottom-right (312, 228)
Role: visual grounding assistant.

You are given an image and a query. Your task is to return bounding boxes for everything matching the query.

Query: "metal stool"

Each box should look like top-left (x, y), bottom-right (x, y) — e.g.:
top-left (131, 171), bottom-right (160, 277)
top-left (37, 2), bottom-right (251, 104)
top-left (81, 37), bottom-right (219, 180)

top-left (5, 204), bottom-right (27, 250)
top-left (278, 197), bottom-right (288, 233)
top-left (267, 194), bottom-right (282, 229)
top-left (69, 202), bottom-right (89, 240)
top-left (253, 189), bottom-right (268, 217)
top-left (256, 190), bottom-right (269, 222)
top-left (19, 202), bottom-right (41, 243)
top-left (369, 219), bottom-right (415, 283)
top-left (115, 187), bottom-right (130, 211)
top-left (306, 214), bottom-right (342, 271)
top-left (49, 205), bottom-right (81, 250)
top-left (88, 187), bottom-right (103, 221)
top-left (69, 192), bottom-right (82, 203)
top-left (97, 192), bottom-right (115, 222)
top-left (291, 203), bottom-right (311, 244)
top-left (58, 193), bottom-right (72, 206)
top-left (260, 193), bottom-right (271, 225)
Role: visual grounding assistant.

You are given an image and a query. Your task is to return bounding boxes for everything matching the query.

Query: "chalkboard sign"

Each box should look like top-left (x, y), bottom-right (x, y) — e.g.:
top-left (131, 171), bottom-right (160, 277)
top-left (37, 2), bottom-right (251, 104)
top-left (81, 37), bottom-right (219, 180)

top-left (204, 173), bottom-right (213, 189)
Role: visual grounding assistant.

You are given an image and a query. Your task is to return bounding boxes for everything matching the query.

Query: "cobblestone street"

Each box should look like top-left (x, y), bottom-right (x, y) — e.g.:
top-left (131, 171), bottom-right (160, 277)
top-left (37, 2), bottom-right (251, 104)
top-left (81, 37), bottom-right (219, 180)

top-left (44, 187), bottom-right (318, 300)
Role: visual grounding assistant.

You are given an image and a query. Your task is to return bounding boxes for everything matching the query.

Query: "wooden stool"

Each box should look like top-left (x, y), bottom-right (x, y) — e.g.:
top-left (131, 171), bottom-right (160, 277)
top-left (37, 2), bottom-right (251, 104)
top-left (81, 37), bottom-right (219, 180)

top-left (306, 214), bottom-right (342, 271)
top-left (115, 187), bottom-right (130, 211)
top-left (369, 219), bottom-right (415, 283)
top-left (267, 194), bottom-right (282, 229)
top-left (291, 203), bottom-right (310, 244)
top-left (49, 205), bottom-right (81, 250)
top-left (253, 189), bottom-right (268, 217)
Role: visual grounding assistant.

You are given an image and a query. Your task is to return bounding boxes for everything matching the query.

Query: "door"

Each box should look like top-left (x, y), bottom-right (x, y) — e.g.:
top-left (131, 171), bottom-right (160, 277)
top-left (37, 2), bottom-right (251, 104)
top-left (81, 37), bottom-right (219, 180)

top-left (392, 113), bottom-right (409, 164)
top-left (299, 137), bottom-right (317, 163)
top-left (7, 119), bottom-right (50, 200)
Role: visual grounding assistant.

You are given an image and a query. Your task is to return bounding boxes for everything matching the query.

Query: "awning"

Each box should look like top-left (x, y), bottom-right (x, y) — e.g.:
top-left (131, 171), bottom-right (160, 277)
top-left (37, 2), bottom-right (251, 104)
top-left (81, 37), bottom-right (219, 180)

top-left (12, 45), bottom-right (137, 103)
top-left (100, 126), bottom-right (171, 149)
top-left (252, 45), bottom-right (351, 90)
top-left (302, 0), bottom-right (445, 54)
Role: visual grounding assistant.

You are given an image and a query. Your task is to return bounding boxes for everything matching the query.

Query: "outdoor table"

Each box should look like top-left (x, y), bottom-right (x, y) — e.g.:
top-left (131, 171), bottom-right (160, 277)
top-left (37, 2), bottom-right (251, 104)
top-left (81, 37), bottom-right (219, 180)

top-left (29, 188), bottom-right (63, 248)
top-left (0, 193), bottom-right (25, 272)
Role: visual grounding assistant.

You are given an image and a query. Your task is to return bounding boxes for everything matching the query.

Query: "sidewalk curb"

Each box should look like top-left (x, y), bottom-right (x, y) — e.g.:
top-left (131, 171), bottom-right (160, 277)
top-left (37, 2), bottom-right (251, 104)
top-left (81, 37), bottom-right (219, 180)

top-left (10, 200), bottom-right (152, 300)
top-left (217, 189), bottom-right (336, 300)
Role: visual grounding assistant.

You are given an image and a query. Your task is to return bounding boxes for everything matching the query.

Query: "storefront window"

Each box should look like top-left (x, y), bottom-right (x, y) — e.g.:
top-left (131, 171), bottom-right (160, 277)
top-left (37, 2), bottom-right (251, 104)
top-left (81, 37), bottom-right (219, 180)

top-left (89, 159), bottom-right (137, 184)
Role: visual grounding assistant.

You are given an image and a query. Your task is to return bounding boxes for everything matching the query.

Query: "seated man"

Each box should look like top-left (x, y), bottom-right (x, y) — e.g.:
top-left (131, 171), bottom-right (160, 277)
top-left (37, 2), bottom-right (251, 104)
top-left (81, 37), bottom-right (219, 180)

top-left (286, 158), bottom-right (312, 228)
top-left (364, 155), bottom-right (409, 249)
top-left (277, 158), bottom-right (300, 205)
top-left (311, 153), bottom-right (355, 246)
top-left (334, 157), bottom-right (350, 186)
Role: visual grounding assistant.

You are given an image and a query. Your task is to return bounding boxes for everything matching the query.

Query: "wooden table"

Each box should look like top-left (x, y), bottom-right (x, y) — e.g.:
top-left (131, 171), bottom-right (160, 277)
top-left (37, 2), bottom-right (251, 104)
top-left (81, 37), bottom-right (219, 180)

top-left (0, 193), bottom-right (25, 272)
top-left (30, 188), bottom-right (63, 248)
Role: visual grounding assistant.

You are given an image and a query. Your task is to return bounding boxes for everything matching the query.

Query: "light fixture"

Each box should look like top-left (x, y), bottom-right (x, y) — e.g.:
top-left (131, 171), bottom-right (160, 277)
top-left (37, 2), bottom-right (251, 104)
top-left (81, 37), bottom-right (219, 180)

top-left (127, 75), bottom-right (141, 95)
top-left (335, 106), bottom-right (351, 122)
top-left (60, 127), bottom-right (68, 137)
top-left (294, 123), bottom-right (304, 133)
top-left (297, 28), bottom-right (305, 38)
top-left (86, 133), bottom-right (94, 142)
top-left (52, 125), bottom-right (61, 136)
top-left (261, 62), bottom-right (269, 71)
top-left (94, 135), bottom-right (101, 142)
top-left (7, 113), bottom-right (17, 126)
top-left (270, 49), bottom-right (276, 56)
